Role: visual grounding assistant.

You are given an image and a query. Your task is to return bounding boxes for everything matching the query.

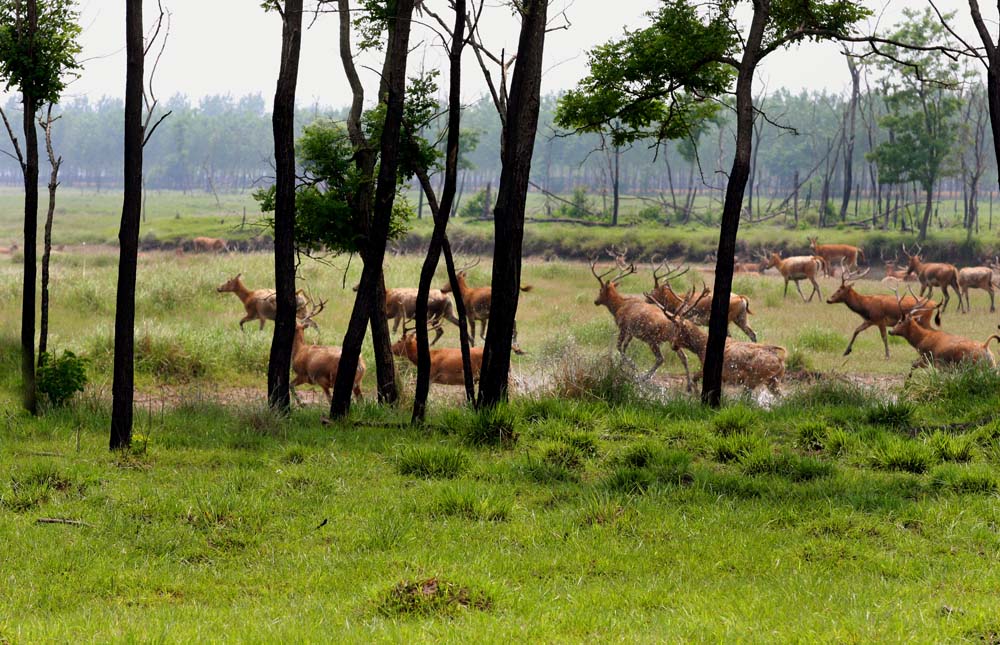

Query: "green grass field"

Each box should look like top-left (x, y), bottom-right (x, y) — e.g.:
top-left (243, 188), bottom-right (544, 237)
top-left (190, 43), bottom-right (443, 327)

top-left (5, 190), bottom-right (1000, 641)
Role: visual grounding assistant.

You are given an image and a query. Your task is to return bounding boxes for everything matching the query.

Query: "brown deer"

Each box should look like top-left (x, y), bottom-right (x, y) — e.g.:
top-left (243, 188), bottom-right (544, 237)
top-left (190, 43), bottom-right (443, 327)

top-left (958, 266), bottom-right (996, 313)
top-left (881, 252), bottom-right (918, 283)
top-left (0, 242), bottom-right (18, 254)
top-left (591, 259), bottom-right (691, 388)
top-left (826, 268), bottom-right (938, 359)
top-left (217, 273), bottom-right (310, 330)
top-left (439, 259), bottom-right (533, 346)
top-left (290, 301), bottom-right (365, 402)
top-left (354, 285), bottom-right (460, 344)
top-left (645, 259), bottom-right (756, 341)
top-left (648, 286), bottom-right (785, 394)
top-left (902, 244), bottom-right (961, 313)
top-left (759, 251), bottom-right (825, 302)
top-left (888, 299), bottom-right (1000, 373)
top-left (391, 327), bottom-right (484, 385)
top-left (808, 237), bottom-right (864, 276)
top-left (193, 236), bottom-right (229, 253)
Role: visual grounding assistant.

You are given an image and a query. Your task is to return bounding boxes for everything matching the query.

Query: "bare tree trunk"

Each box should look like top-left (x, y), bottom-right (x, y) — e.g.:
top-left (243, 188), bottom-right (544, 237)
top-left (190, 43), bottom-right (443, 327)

top-left (267, 0), bottom-right (303, 413)
top-left (38, 108), bottom-right (61, 361)
top-left (477, 0), bottom-right (548, 409)
top-left (110, 0), bottom-right (144, 449)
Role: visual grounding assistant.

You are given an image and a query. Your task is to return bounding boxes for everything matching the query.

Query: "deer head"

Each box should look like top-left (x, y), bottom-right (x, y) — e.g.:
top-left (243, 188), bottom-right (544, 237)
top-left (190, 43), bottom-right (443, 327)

top-left (901, 243), bottom-right (923, 274)
top-left (298, 299), bottom-right (326, 331)
top-left (826, 267), bottom-right (869, 304)
top-left (217, 273), bottom-right (243, 293)
top-left (592, 257), bottom-right (635, 308)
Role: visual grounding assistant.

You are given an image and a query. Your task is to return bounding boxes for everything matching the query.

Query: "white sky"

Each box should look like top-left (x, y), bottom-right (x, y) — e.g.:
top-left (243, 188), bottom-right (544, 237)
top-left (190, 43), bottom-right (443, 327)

top-left (47, 0), bottom-right (997, 108)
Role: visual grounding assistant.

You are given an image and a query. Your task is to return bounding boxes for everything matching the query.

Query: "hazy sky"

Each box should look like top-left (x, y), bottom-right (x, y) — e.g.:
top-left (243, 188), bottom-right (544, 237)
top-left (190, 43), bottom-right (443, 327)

top-left (43, 0), bottom-right (996, 108)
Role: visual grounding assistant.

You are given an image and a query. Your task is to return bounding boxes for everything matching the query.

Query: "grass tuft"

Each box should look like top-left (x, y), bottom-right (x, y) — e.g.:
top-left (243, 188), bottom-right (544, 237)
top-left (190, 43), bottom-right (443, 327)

top-left (739, 448), bottom-right (835, 481)
top-left (428, 484), bottom-right (511, 521)
top-left (864, 401), bottom-right (915, 430)
top-left (712, 404), bottom-right (758, 436)
top-left (930, 463), bottom-right (998, 494)
top-left (927, 431), bottom-right (974, 463)
top-left (870, 437), bottom-right (935, 474)
top-left (394, 445), bottom-right (470, 479)
top-left (712, 431), bottom-right (765, 463)
top-left (375, 577), bottom-right (493, 617)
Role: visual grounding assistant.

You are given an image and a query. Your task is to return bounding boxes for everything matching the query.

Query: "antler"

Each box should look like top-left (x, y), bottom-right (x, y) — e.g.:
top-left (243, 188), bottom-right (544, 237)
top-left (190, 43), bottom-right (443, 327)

top-left (650, 256), bottom-right (689, 287)
top-left (676, 283), bottom-right (711, 319)
top-left (607, 244), bottom-right (630, 270)
top-left (590, 257), bottom-right (619, 285)
top-left (456, 257), bottom-right (481, 273)
top-left (842, 267), bottom-right (870, 284)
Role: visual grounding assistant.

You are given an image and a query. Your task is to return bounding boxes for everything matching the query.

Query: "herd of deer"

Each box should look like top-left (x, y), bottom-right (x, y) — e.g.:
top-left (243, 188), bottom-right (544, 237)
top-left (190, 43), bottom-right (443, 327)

top-left (208, 235), bottom-right (1000, 402)
top-left (216, 259), bottom-right (528, 401)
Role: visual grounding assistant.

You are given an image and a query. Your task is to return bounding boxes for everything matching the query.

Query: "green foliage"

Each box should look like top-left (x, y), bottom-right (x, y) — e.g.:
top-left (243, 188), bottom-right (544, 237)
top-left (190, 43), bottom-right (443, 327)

top-left (0, 0), bottom-right (82, 104)
top-left (460, 406), bottom-right (520, 448)
top-left (927, 431), bottom-right (974, 463)
top-left (36, 350), bottom-right (87, 407)
top-left (554, 186), bottom-right (593, 220)
top-left (427, 484), bottom-right (511, 522)
top-left (459, 188), bottom-right (491, 219)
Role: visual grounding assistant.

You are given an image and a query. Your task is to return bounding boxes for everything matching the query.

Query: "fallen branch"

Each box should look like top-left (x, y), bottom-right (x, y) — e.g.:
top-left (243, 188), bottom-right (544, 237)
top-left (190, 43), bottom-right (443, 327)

top-left (36, 517), bottom-right (93, 527)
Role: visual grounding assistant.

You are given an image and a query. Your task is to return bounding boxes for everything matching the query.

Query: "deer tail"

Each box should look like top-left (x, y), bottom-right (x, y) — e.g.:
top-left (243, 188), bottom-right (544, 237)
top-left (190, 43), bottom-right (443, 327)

top-left (743, 297), bottom-right (753, 315)
top-left (519, 284), bottom-right (533, 292)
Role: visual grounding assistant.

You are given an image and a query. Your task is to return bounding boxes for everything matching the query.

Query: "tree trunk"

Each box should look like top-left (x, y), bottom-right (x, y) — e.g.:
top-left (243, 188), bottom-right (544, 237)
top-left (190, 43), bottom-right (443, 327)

top-left (413, 0), bottom-right (469, 423)
top-left (110, 0), bottom-right (144, 449)
top-left (38, 110), bottom-right (61, 361)
top-left (839, 54), bottom-right (860, 222)
top-left (919, 183), bottom-right (933, 241)
top-left (18, 0), bottom-right (39, 415)
top-left (267, 0), bottom-right (303, 413)
top-left (792, 169), bottom-right (799, 225)
top-left (702, 0), bottom-right (769, 408)
top-left (330, 0), bottom-right (415, 417)
top-left (612, 143), bottom-right (620, 226)
top-left (476, 0), bottom-right (547, 409)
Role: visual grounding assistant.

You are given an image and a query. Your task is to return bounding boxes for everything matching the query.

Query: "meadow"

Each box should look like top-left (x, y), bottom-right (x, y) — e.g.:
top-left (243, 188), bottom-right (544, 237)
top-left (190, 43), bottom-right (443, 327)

top-left (4, 190), bottom-right (1000, 641)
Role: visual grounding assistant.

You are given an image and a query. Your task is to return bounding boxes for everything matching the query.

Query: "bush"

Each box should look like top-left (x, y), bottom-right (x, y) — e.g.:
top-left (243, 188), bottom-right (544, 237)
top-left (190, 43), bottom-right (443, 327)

top-left (551, 352), bottom-right (647, 406)
top-left (903, 363), bottom-right (1000, 407)
top-left (713, 432), bottom-right (764, 463)
top-left (395, 445), bottom-right (469, 479)
top-left (796, 422), bottom-right (829, 451)
top-left (795, 326), bottom-right (846, 353)
top-left (37, 351), bottom-right (88, 407)
top-left (824, 428), bottom-right (855, 456)
top-left (459, 189), bottom-right (491, 219)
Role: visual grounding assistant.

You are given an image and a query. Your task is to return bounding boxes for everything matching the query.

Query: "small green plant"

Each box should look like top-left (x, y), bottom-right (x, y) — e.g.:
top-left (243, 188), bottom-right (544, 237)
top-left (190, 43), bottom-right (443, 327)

top-left (537, 441), bottom-right (584, 470)
top-left (740, 448), bottom-right (835, 481)
top-left (784, 346), bottom-right (812, 373)
top-left (713, 432), bottom-right (764, 463)
top-left (394, 445), bottom-right (469, 479)
top-left (36, 350), bottom-right (88, 407)
top-left (795, 326), bottom-right (845, 352)
top-left (865, 401), bottom-right (915, 430)
top-left (428, 485), bottom-right (510, 521)
top-left (579, 492), bottom-right (634, 528)
top-left (824, 428), bottom-right (855, 456)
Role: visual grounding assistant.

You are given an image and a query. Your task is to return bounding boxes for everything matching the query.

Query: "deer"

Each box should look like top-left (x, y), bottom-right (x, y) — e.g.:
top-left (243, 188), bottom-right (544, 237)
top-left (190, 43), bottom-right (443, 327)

top-left (290, 301), bottom-right (365, 402)
top-left (354, 285), bottom-right (461, 344)
top-left (439, 258), bottom-right (533, 346)
top-left (591, 258), bottom-right (692, 389)
top-left (958, 266), bottom-right (996, 313)
top-left (391, 324), bottom-right (485, 386)
top-left (888, 294), bottom-right (1000, 373)
top-left (0, 242), bottom-right (18, 254)
top-left (759, 251), bottom-right (825, 302)
top-left (217, 273), bottom-right (310, 330)
top-left (645, 259), bottom-right (757, 341)
top-left (880, 251), bottom-right (918, 283)
top-left (648, 286), bottom-right (786, 394)
top-left (193, 236), bottom-right (229, 253)
top-left (902, 243), bottom-right (961, 313)
top-left (707, 250), bottom-right (760, 274)
top-left (808, 237), bottom-right (864, 276)
top-left (826, 268), bottom-right (938, 359)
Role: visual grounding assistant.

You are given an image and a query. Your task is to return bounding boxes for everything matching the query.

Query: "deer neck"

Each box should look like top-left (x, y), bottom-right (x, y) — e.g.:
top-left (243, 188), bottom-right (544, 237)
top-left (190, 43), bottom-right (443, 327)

top-left (292, 326), bottom-right (306, 358)
top-left (842, 288), bottom-right (868, 316)
top-left (679, 320), bottom-right (709, 360)
top-left (602, 285), bottom-right (628, 314)
top-left (405, 337), bottom-right (419, 365)
top-left (657, 285), bottom-right (682, 310)
top-left (233, 278), bottom-right (253, 304)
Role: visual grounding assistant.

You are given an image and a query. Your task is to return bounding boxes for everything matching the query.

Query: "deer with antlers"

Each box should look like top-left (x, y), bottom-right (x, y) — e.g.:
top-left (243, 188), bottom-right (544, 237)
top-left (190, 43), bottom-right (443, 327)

top-left (354, 285), bottom-right (460, 344)
top-left (888, 293), bottom-right (1000, 373)
top-left (808, 237), bottom-right (863, 276)
top-left (439, 258), bottom-right (533, 346)
top-left (391, 322), bottom-right (484, 386)
top-left (880, 251), bottom-right (918, 283)
top-left (759, 251), bottom-right (826, 302)
top-left (901, 244), bottom-right (961, 313)
top-left (290, 301), bottom-right (365, 402)
top-left (645, 259), bottom-right (757, 341)
top-left (648, 286), bottom-right (786, 394)
top-left (193, 236), bottom-right (229, 253)
top-left (217, 273), bottom-right (311, 330)
top-left (826, 269), bottom-right (938, 359)
top-left (591, 258), bottom-right (692, 388)
top-left (958, 266), bottom-right (996, 313)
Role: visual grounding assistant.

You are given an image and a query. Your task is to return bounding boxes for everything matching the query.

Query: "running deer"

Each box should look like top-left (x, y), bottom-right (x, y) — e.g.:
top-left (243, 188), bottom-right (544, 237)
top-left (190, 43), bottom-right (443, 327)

top-left (645, 259), bottom-right (757, 341)
top-left (958, 266), bottom-right (996, 313)
top-left (354, 285), bottom-right (460, 344)
top-left (759, 251), bottom-right (826, 302)
top-left (648, 286), bottom-right (786, 394)
top-left (888, 293), bottom-right (1000, 372)
top-left (826, 268), bottom-right (938, 358)
top-left (902, 244), bottom-right (961, 313)
top-left (591, 258), bottom-right (692, 389)
top-left (391, 325), bottom-right (484, 385)
top-left (439, 258), bottom-right (533, 346)
top-left (808, 237), bottom-right (864, 276)
top-left (217, 273), bottom-right (310, 330)
top-left (291, 301), bottom-right (365, 402)
top-left (193, 236), bottom-right (229, 253)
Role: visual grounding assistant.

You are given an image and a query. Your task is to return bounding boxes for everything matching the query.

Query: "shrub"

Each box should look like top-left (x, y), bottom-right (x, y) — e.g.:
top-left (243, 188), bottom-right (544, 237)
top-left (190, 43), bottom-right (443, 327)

top-left (517, 454), bottom-right (578, 484)
top-left (461, 406), bottom-right (519, 448)
top-left (36, 350), bottom-right (88, 407)
top-left (394, 445), bottom-right (469, 479)
top-left (713, 432), bottom-right (764, 463)
top-left (537, 441), bottom-right (584, 470)
top-left (551, 352), bottom-right (647, 406)
top-left (795, 326), bottom-right (846, 352)
top-left (824, 428), bottom-right (855, 456)
top-left (903, 363), bottom-right (1000, 406)
top-left (784, 379), bottom-right (870, 408)
top-left (784, 346), bottom-right (813, 373)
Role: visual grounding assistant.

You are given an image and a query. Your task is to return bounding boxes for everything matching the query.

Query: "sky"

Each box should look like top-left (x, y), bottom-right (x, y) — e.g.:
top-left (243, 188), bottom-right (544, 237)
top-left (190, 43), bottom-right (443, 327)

top-left (44, 0), bottom-right (998, 109)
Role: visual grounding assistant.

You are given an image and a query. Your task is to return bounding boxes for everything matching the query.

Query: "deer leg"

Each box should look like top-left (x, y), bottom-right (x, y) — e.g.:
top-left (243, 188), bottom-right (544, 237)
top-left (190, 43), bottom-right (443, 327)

top-left (941, 286), bottom-right (950, 313)
top-left (739, 317), bottom-right (757, 343)
top-left (808, 278), bottom-right (821, 302)
top-left (392, 314), bottom-right (401, 334)
top-left (990, 286), bottom-right (995, 313)
top-left (239, 314), bottom-right (255, 330)
top-left (783, 278), bottom-right (791, 298)
top-left (259, 317), bottom-right (266, 331)
top-left (353, 384), bottom-right (364, 401)
top-left (843, 320), bottom-right (873, 357)
top-left (468, 319), bottom-right (477, 347)
top-left (644, 342), bottom-right (664, 380)
top-left (431, 324), bottom-right (444, 346)
top-left (878, 324), bottom-right (890, 359)
top-left (794, 279), bottom-right (807, 302)
top-left (674, 347), bottom-right (691, 392)
top-left (480, 319), bottom-right (489, 342)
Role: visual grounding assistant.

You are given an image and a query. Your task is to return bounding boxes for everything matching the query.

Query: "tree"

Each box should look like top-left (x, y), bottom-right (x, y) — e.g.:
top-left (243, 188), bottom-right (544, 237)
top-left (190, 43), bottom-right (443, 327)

top-left (471, 0), bottom-right (549, 409)
top-left (869, 9), bottom-right (963, 241)
top-left (265, 0), bottom-right (303, 413)
top-left (839, 49), bottom-right (861, 222)
top-left (38, 104), bottom-right (61, 361)
top-left (558, 0), bottom-right (869, 406)
top-left (110, 1), bottom-right (170, 450)
top-left (0, 0), bottom-right (81, 414)
top-left (329, 0), bottom-right (415, 417)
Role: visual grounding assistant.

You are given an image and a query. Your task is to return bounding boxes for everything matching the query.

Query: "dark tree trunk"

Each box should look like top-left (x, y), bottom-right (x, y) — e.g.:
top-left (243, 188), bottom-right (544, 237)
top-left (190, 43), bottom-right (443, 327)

top-left (919, 182), bottom-right (934, 241)
top-left (19, 0), bottom-right (39, 415)
top-left (38, 110), bottom-right (61, 361)
top-left (702, 0), bottom-right (769, 408)
top-left (476, 0), bottom-right (548, 409)
top-left (986, 64), bottom-right (1000, 195)
top-left (840, 54), bottom-right (860, 222)
top-left (792, 169), bottom-right (799, 225)
top-left (330, 0), bottom-right (414, 417)
top-left (267, 0), bottom-right (303, 413)
top-left (413, 0), bottom-right (469, 423)
top-left (110, 0), bottom-right (144, 449)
